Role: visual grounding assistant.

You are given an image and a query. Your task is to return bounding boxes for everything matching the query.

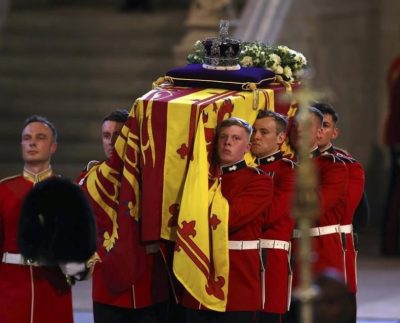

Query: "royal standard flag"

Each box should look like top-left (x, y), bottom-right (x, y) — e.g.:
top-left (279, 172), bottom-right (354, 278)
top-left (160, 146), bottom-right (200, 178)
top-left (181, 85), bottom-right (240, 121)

top-left (173, 112), bottom-right (230, 311)
top-left (159, 87), bottom-right (275, 241)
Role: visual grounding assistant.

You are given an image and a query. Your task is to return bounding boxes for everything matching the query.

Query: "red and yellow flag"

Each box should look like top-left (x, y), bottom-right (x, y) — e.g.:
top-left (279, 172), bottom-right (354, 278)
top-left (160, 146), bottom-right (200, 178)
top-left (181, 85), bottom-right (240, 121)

top-left (173, 113), bottom-right (230, 311)
top-left (160, 87), bottom-right (275, 240)
top-left (82, 86), bottom-right (280, 294)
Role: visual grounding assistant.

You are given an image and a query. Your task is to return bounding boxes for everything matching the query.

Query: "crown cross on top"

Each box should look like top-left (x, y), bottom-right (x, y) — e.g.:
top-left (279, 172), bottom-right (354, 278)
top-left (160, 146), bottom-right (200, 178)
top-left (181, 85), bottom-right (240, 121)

top-left (219, 20), bottom-right (230, 39)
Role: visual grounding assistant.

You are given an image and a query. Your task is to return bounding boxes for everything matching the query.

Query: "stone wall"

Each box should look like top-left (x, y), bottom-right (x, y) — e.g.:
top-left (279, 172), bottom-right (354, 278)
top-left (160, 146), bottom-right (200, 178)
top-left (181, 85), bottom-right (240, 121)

top-left (273, 0), bottom-right (400, 218)
top-left (276, 0), bottom-right (377, 163)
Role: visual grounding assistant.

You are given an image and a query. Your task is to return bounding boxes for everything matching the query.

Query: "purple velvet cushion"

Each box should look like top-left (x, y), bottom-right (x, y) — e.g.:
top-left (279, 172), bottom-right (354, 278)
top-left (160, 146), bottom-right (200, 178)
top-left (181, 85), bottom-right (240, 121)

top-left (166, 64), bottom-right (275, 90)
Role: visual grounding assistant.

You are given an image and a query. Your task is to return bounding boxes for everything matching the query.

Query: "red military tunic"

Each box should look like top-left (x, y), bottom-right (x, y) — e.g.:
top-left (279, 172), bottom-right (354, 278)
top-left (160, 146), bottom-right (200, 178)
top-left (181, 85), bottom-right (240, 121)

top-left (78, 166), bottom-right (170, 310)
top-left (182, 160), bottom-right (274, 311)
top-left (0, 169), bottom-right (73, 323)
top-left (313, 150), bottom-right (348, 276)
top-left (256, 151), bottom-right (296, 314)
top-left (325, 147), bottom-right (365, 293)
top-left (292, 149), bottom-right (348, 287)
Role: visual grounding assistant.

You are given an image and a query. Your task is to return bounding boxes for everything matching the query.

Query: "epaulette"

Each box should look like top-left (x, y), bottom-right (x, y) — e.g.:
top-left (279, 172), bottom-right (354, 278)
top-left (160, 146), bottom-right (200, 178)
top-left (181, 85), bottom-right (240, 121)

top-left (333, 146), bottom-right (351, 157)
top-left (321, 151), bottom-right (343, 163)
top-left (86, 160), bottom-right (100, 171)
top-left (335, 152), bottom-right (356, 164)
top-left (0, 174), bottom-right (20, 184)
top-left (281, 157), bottom-right (298, 169)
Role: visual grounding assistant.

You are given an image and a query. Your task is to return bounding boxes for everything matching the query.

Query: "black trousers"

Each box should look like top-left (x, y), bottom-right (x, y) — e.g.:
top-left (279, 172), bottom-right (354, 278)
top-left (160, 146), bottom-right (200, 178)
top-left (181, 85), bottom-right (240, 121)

top-left (93, 301), bottom-right (168, 323)
top-left (186, 308), bottom-right (258, 323)
top-left (259, 312), bottom-right (284, 323)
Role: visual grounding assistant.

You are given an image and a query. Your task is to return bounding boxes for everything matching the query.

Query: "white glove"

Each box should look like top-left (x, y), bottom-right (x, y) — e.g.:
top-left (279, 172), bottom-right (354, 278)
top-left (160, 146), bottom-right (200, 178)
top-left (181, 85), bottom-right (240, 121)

top-left (59, 262), bottom-right (86, 276)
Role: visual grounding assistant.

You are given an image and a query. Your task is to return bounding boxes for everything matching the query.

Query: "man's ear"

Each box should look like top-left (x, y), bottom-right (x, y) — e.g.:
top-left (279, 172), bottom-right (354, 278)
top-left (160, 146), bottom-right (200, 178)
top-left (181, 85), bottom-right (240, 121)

top-left (245, 142), bottom-right (251, 154)
top-left (50, 142), bottom-right (57, 156)
top-left (332, 127), bottom-right (339, 140)
top-left (277, 132), bottom-right (286, 145)
top-left (316, 127), bottom-right (323, 141)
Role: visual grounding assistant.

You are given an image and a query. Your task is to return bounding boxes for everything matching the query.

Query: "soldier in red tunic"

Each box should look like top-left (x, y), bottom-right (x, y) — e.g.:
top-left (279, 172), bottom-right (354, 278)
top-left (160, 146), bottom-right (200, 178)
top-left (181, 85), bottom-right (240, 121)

top-left (182, 117), bottom-right (274, 323)
top-left (313, 103), bottom-right (366, 322)
top-left (251, 111), bottom-right (296, 323)
top-left (314, 103), bottom-right (366, 286)
top-left (291, 107), bottom-right (348, 283)
top-left (0, 115), bottom-right (74, 323)
top-left (77, 109), bottom-right (129, 184)
top-left (78, 109), bottom-right (170, 323)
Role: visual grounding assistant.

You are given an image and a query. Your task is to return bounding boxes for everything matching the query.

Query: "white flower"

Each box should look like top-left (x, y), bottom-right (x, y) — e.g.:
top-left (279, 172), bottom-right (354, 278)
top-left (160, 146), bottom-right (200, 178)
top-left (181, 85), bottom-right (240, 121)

top-left (296, 53), bottom-right (307, 65)
top-left (189, 40), bottom-right (307, 82)
top-left (268, 53), bottom-right (281, 65)
top-left (274, 65), bottom-right (284, 75)
top-left (278, 45), bottom-right (289, 53)
top-left (283, 66), bottom-right (293, 79)
top-left (241, 56), bottom-right (253, 67)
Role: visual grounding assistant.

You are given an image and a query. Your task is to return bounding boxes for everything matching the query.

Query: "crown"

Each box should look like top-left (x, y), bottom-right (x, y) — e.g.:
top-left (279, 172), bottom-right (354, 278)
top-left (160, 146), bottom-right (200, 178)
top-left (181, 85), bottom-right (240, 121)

top-left (202, 20), bottom-right (241, 71)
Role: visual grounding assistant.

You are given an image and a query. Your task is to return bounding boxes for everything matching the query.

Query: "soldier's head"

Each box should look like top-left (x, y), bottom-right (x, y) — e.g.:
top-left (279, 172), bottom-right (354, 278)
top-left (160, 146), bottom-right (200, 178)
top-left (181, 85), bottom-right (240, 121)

top-left (312, 103), bottom-right (339, 151)
top-left (251, 110), bottom-right (287, 158)
top-left (216, 117), bottom-right (252, 166)
top-left (21, 115), bottom-right (58, 170)
top-left (291, 107), bottom-right (323, 150)
top-left (102, 109), bottom-right (129, 158)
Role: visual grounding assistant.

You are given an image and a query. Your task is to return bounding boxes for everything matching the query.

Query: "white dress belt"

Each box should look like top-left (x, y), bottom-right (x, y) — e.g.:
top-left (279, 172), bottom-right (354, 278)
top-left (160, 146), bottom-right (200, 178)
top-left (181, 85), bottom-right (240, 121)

top-left (229, 240), bottom-right (259, 250)
top-left (340, 224), bottom-right (353, 234)
top-left (1, 252), bottom-right (39, 266)
top-left (260, 239), bottom-right (290, 251)
top-left (292, 224), bottom-right (341, 239)
top-left (228, 239), bottom-right (291, 251)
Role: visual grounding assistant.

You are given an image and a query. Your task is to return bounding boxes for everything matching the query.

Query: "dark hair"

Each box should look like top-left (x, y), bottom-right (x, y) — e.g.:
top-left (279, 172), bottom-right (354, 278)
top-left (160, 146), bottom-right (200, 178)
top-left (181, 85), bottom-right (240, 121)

top-left (217, 117), bottom-right (253, 137)
top-left (312, 102), bottom-right (339, 123)
top-left (23, 115), bottom-right (58, 142)
top-left (308, 107), bottom-right (324, 126)
top-left (102, 109), bottom-right (129, 123)
top-left (256, 110), bottom-right (288, 133)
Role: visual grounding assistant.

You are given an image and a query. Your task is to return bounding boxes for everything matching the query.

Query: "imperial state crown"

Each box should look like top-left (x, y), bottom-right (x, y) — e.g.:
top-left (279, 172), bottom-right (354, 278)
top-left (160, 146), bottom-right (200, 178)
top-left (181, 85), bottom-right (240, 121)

top-left (202, 20), bottom-right (241, 70)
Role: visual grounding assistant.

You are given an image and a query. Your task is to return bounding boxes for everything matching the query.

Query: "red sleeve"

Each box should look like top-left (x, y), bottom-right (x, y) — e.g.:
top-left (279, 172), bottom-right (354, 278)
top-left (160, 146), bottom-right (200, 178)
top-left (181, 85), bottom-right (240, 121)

top-left (318, 157), bottom-right (348, 212)
top-left (227, 174), bottom-right (273, 232)
top-left (266, 165), bottom-right (296, 227)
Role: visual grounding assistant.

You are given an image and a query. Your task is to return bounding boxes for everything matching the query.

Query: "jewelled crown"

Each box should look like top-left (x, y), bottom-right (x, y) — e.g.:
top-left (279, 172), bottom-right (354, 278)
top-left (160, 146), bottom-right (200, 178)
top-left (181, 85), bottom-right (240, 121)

top-left (202, 20), bottom-right (241, 70)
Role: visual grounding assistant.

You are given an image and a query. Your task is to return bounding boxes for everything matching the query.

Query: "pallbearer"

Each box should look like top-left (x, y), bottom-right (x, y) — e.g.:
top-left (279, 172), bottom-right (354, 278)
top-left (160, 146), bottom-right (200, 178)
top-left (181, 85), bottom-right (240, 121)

top-left (290, 108), bottom-right (348, 283)
top-left (180, 117), bottom-right (273, 323)
top-left (251, 110), bottom-right (296, 323)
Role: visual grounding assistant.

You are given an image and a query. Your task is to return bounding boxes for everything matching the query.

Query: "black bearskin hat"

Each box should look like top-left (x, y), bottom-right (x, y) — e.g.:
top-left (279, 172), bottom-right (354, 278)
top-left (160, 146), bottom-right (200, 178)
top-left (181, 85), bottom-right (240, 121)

top-left (18, 177), bottom-right (97, 264)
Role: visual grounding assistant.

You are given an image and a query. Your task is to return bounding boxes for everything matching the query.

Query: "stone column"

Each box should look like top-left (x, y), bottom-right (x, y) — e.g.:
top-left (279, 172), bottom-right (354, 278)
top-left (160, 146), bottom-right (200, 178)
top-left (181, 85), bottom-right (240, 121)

top-left (173, 0), bottom-right (234, 66)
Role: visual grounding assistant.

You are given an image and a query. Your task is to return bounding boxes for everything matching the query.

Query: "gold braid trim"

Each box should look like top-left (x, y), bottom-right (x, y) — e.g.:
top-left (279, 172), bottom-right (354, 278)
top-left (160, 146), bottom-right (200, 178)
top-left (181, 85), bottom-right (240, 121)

top-left (152, 76), bottom-right (174, 89)
top-left (275, 75), bottom-right (293, 93)
top-left (275, 75), bottom-right (298, 158)
top-left (65, 252), bottom-right (102, 284)
top-left (242, 82), bottom-right (259, 110)
top-left (83, 252), bottom-right (101, 279)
